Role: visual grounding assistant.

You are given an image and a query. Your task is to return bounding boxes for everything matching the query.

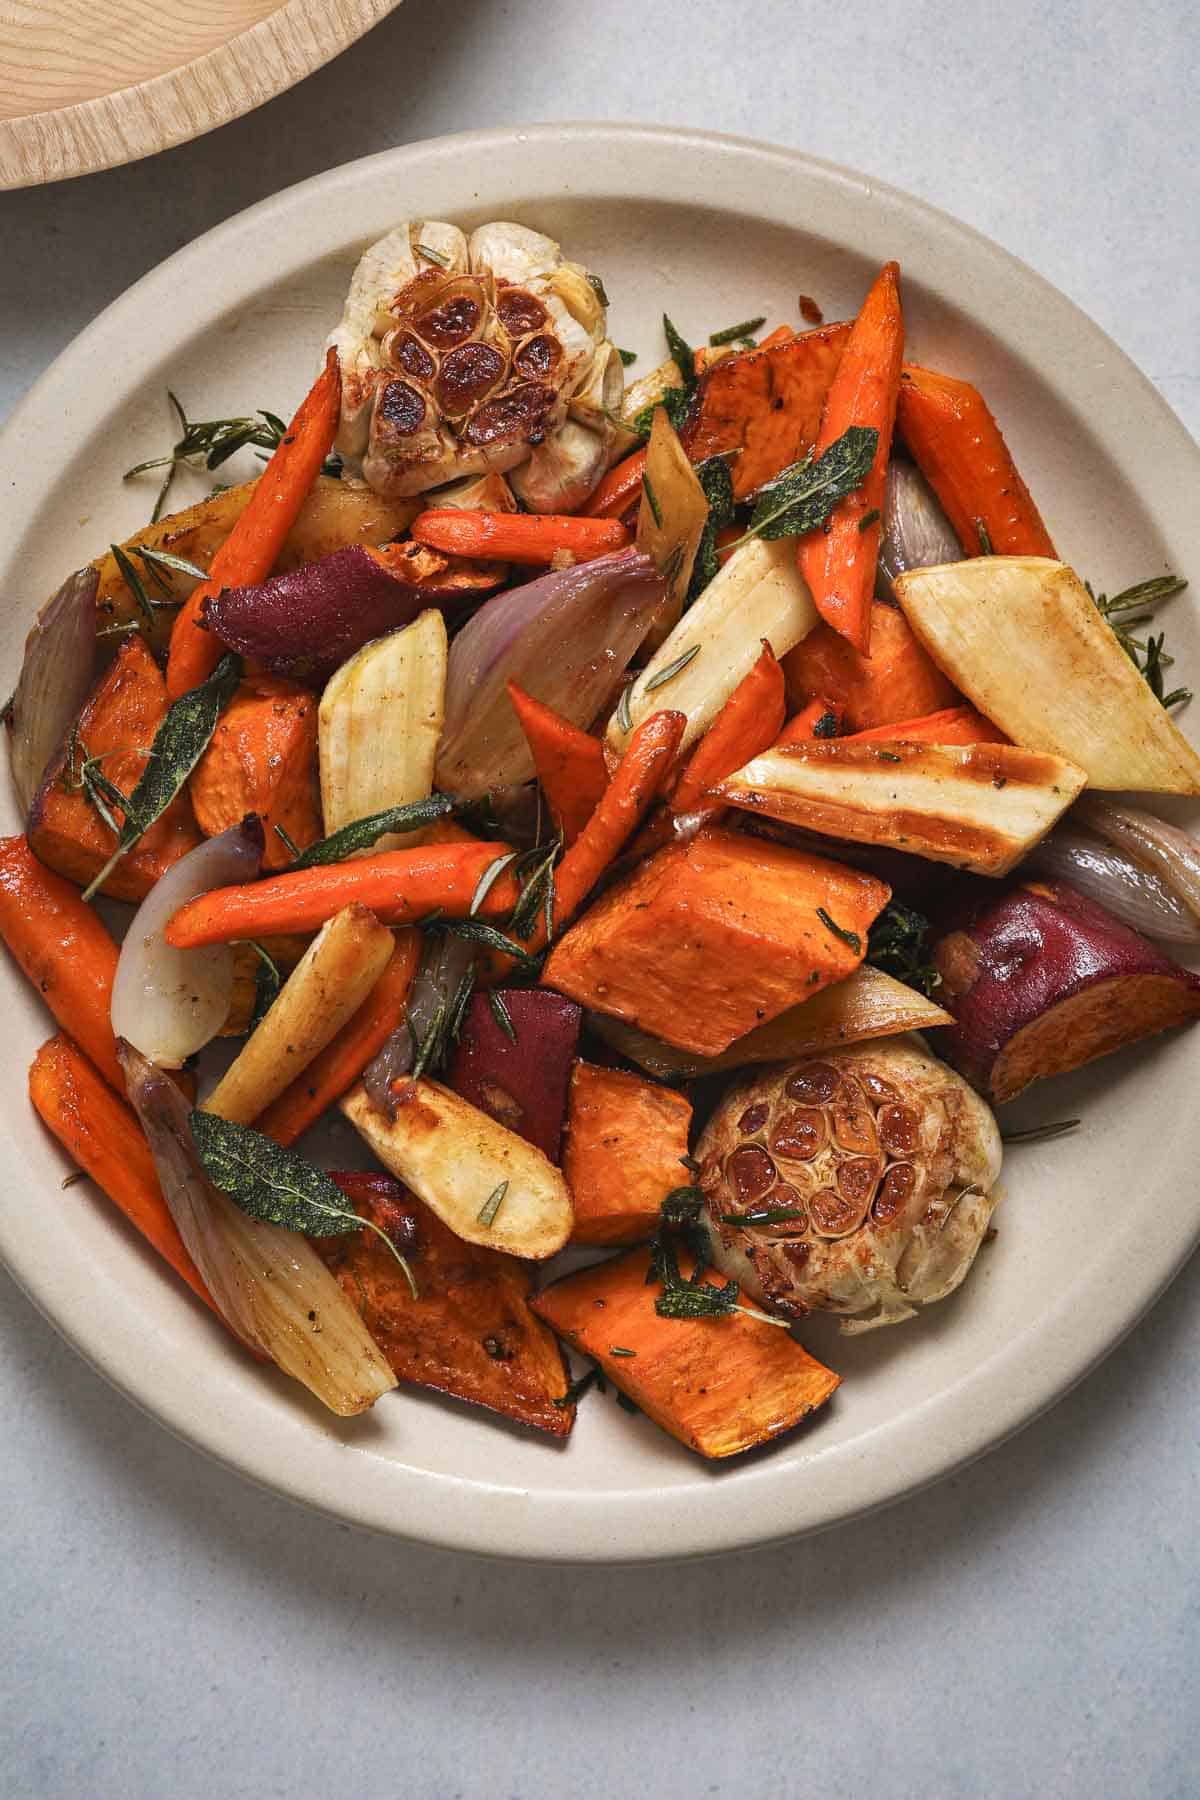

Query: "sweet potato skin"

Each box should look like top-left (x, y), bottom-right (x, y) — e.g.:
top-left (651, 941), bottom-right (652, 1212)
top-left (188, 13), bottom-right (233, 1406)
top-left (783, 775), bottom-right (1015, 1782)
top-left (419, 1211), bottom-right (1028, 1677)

top-left (27, 635), bottom-right (200, 902)
top-left (563, 1061), bottom-right (693, 1245)
top-left (447, 988), bottom-right (581, 1163)
top-left (932, 879), bottom-right (1200, 1101)
top-left (542, 826), bottom-right (890, 1057)
top-left (318, 1173), bottom-right (573, 1435)
top-left (531, 1246), bottom-right (840, 1458)
top-left (191, 677), bottom-right (321, 871)
top-left (683, 324), bottom-right (851, 498)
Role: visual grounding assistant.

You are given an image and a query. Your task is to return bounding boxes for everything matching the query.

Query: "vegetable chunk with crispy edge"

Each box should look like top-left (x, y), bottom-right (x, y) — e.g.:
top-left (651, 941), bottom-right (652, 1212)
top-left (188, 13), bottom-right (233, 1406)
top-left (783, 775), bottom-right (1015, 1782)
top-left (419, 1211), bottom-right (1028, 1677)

top-left (531, 1245), bottom-right (840, 1459)
top-left (563, 1061), bottom-right (693, 1246)
top-left (682, 323), bottom-right (851, 499)
top-left (191, 677), bottom-right (321, 870)
top-left (447, 989), bottom-right (581, 1163)
top-left (541, 826), bottom-right (890, 1057)
top-left (318, 1172), bottom-right (573, 1436)
top-left (28, 635), bottom-right (201, 902)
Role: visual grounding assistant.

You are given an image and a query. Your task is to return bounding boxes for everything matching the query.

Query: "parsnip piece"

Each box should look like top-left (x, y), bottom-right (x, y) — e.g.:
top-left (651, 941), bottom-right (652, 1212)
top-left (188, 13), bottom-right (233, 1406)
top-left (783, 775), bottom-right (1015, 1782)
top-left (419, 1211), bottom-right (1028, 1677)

top-left (588, 966), bottom-right (954, 1079)
top-left (636, 407), bottom-right (710, 646)
top-left (605, 536), bottom-right (818, 762)
top-left (203, 905), bottom-right (394, 1125)
top-left (341, 1079), bottom-right (573, 1260)
top-left (425, 472), bottom-right (518, 513)
top-left (318, 609), bottom-right (448, 853)
top-left (716, 739), bottom-right (1087, 876)
top-left (894, 557), bottom-right (1200, 794)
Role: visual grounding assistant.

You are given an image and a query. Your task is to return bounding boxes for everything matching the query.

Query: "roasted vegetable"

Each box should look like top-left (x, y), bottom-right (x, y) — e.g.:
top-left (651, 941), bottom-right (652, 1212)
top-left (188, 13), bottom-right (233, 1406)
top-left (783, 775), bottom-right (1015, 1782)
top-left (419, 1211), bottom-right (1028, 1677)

top-left (28, 634), bottom-right (201, 903)
top-left (447, 988), bottom-right (582, 1162)
top-left (318, 610), bottom-right (447, 853)
top-left (191, 678), bottom-right (321, 870)
top-left (531, 1245), bottom-right (840, 1459)
top-left (636, 406), bottom-right (710, 640)
top-left (699, 1039), bottom-right (1002, 1331)
top-left (329, 219), bottom-right (620, 509)
top-left (682, 322), bottom-right (850, 499)
top-left (717, 740), bottom-right (1086, 877)
top-left (318, 1172), bottom-right (572, 1434)
top-left (930, 879), bottom-right (1200, 1102)
top-left (507, 683), bottom-right (607, 845)
top-left (782, 600), bottom-right (959, 730)
top-left (562, 1061), bottom-right (693, 1245)
top-left (341, 1078), bottom-right (574, 1260)
top-left (7, 568), bottom-right (97, 812)
top-left (894, 557), bottom-right (1200, 793)
top-left (541, 826), bottom-right (890, 1057)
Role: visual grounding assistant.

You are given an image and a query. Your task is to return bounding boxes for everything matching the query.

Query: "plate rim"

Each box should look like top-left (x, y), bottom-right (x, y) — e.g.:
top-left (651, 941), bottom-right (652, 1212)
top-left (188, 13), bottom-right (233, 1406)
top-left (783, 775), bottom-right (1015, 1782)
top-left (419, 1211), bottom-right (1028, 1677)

top-left (0, 0), bottom-right (402, 191)
top-left (2, 120), bottom-right (1198, 1562)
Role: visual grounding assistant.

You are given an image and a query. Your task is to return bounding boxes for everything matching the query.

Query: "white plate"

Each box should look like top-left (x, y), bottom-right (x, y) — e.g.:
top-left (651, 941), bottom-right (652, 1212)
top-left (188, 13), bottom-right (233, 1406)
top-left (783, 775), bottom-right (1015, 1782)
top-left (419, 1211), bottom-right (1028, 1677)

top-left (1, 124), bottom-right (1197, 1563)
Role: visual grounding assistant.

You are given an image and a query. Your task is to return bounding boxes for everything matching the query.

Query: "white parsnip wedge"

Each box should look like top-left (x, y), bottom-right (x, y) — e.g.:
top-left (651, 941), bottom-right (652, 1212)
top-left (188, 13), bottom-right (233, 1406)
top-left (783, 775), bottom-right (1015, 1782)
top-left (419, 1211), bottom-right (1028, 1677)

top-left (636, 407), bottom-right (710, 646)
top-left (895, 557), bottom-right (1200, 794)
top-left (203, 905), bottom-right (394, 1125)
top-left (427, 471), bottom-right (518, 512)
top-left (318, 609), bottom-right (448, 852)
top-left (341, 1079), bottom-right (573, 1260)
top-left (606, 536), bottom-right (818, 763)
top-left (716, 740), bottom-right (1087, 876)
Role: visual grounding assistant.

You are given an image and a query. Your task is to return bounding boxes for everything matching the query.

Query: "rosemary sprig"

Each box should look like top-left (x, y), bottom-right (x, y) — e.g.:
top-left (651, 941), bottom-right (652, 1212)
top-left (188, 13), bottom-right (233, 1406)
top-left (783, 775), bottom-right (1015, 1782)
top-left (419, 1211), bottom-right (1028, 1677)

top-left (866, 903), bottom-right (942, 999)
top-left (125, 390), bottom-right (339, 521)
top-left (644, 644), bottom-right (700, 692)
top-left (815, 906), bottom-right (861, 954)
top-left (1002, 1119), bottom-right (1081, 1146)
top-left (477, 1181), bottom-right (509, 1227)
top-left (708, 315), bottom-right (766, 347)
top-left (488, 990), bottom-right (517, 1043)
top-left (1087, 574), bottom-right (1191, 710)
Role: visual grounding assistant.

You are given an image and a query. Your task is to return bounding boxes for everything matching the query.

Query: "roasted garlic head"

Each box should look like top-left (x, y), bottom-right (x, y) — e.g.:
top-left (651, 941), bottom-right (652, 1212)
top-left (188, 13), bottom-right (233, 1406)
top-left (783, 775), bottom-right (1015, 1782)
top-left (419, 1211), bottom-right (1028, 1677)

top-left (329, 219), bottom-right (623, 510)
top-left (698, 1038), bottom-right (1002, 1333)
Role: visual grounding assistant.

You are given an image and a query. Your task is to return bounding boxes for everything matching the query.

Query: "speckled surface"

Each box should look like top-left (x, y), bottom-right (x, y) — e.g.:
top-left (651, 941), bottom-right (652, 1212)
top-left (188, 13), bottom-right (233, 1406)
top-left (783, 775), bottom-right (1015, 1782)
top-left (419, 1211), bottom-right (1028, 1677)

top-left (2, 2), bottom-right (1198, 1794)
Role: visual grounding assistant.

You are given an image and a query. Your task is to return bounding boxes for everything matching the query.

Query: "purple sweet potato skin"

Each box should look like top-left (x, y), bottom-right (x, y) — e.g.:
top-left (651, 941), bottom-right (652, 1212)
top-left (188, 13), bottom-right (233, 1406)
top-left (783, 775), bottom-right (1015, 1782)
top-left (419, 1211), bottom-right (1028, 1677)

top-left (205, 547), bottom-right (427, 685)
top-left (447, 988), bottom-right (582, 1162)
top-left (932, 878), bottom-right (1200, 1095)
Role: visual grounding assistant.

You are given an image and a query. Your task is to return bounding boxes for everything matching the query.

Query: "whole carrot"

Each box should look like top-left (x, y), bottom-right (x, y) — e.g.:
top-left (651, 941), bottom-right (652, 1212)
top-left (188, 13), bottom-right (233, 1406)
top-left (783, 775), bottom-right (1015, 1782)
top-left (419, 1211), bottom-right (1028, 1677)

top-left (0, 835), bottom-right (122, 1089)
top-left (896, 363), bottom-right (1056, 557)
top-left (844, 705), bottom-right (1007, 746)
top-left (29, 1033), bottom-right (215, 1314)
top-left (165, 839), bottom-right (522, 949)
top-left (410, 509), bottom-right (630, 565)
top-left (799, 262), bottom-right (904, 655)
top-left (166, 350), bottom-right (342, 699)
top-left (508, 681), bottom-right (608, 845)
top-left (583, 448), bottom-right (649, 519)
top-left (669, 643), bottom-right (785, 816)
top-left (255, 931), bottom-right (419, 1145)
top-left (775, 696), bottom-right (845, 746)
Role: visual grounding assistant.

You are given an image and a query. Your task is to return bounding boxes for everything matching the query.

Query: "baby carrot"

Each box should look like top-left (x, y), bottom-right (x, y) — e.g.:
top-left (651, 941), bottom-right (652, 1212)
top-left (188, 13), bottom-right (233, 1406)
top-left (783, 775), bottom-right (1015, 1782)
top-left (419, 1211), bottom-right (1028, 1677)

top-left (254, 931), bottom-right (419, 1145)
top-left (775, 696), bottom-right (845, 745)
top-left (844, 705), bottom-right (1007, 746)
top-left (409, 509), bottom-right (630, 565)
top-left (165, 839), bottom-right (522, 948)
top-left (896, 363), bottom-right (1056, 557)
top-left (669, 643), bottom-right (785, 816)
top-left (508, 682), bottom-right (608, 845)
top-left (29, 1033), bottom-right (215, 1314)
top-left (0, 835), bottom-right (122, 1090)
top-left (166, 350), bottom-right (342, 699)
top-left (583, 448), bottom-right (649, 519)
top-left (799, 262), bottom-right (904, 656)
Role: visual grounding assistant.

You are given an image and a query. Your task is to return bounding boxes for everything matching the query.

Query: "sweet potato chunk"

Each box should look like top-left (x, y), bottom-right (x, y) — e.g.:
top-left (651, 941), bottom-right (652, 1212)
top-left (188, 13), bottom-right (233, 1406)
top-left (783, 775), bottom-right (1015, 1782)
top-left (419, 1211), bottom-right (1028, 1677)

top-left (563, 1061), bottom-right (693, 1245)
top-left (542, 826), bottom-right (890, 1057)
top-left (318, 1173), bottom-right (573, 1435)
top-left (531, 1246), bottom-right (840, 1458)
top-left (782, 602), bottom-right (959, 731)
top-left (28, 635), bottom-right (200, 902)
top-left (683, 323), bottom-right (850, 498)
top-left (191, 677), bottom-right (321, 871)
top-left (447, 988), bottom-right (581, 1162)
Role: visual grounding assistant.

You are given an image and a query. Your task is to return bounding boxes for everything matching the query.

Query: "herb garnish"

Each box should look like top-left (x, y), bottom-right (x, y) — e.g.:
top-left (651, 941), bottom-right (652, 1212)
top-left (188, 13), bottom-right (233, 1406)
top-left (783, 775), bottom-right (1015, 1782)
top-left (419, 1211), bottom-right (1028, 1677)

top-left (553, 1364), bottom-right (605, 1409)
top-left (609, 1346), bottom-right (637, 1357)
top-left (506, 837), bottom-right (561, 942)
top-left (644, 644), bottom-right (700, 692)
top-left (709, 315), bottom-right (766, 346)
top-left (288, 793), bottom-right (456, 869)
top-left (488, 990), bottom-right (517, 1043)
top-left (81, 652), bottom-right (241, 901)
top-left (813, 709), bottom-right (841, 738)
top-left (866, 902), bottom-right (942, 998)
top-left (720, 1208), bottom-right (807, 1227)
top-left (663, 314), bottom-right (697, 390)
top-left (125, 391), bottom-right (340, 521)
top-left (274, 823), bottom-right (301, 860)
top-left (470, 850), bottom-right (518, 916)
top-left (1001, 1118), bottom-right (1081, 1146)
top-left (248, 942), bottom-right (282, 1032)
top-left (618, 347), bottom-right (638, 366)
top-left (816, 906), bottom-right (862, 954)
top-left (415, 242), bottom-right (451, 267)
top-left (641, 472), bottom-right (663, 528)
top-left (587, 273), bottom-right (611, 308)
top-left (688, 454), bottom-right (736, 603)
top-left (615, 681), bottom-right (635, 736)
top-left (975, 518), bottom-right (994, 555)
top-left (425, 914), bottom-right (541, 967)
top-left (110, 543), bottom-right (164, 624)
top-left (644, 1187), bottom-right (789, 1326)
top-left (1087, 574), bottom-right (1191, 709)
top-left (725, 425), bottom-right (879, 550)
top-left (409, 962), bottom-right (477, 1081)
top-left (628, 314), bottom-right (699, 440)
top-left (858, 507), bottom-right (882, 533)
top-left (133, 545), bottom-right (208, 585)
top-left (189, 1112), bottom-right (418, 1296)
top-left (477, 1181), bottom-right (509, 1227)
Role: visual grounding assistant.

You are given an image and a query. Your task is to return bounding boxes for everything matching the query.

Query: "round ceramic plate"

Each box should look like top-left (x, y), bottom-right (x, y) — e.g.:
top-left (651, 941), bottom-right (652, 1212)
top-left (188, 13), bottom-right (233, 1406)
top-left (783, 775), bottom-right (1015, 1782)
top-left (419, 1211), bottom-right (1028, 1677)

top-left (1, 125), bottom-right (1197, 1562)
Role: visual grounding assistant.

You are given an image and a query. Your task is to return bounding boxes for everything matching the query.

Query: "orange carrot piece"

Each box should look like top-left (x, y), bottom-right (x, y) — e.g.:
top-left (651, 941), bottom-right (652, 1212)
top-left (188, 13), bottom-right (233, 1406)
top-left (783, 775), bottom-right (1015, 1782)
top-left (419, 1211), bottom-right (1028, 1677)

top-left (776, 696), bottom-right (845, 745)
top-left (507, 682), bottom-right (608, 845)
top-left (669, 642), bottom-right (786, 815)
top-left (29, 1033), bottom-right (215, 1313)
top-left (166, 351), bottom-right (342, 699)
top-left (410, 510), bottom-right (630, 565)
top-left (0, 835), bottom-right (123, 1089)
top-left (845, 705), bottom-right (1007, 746)
top-left (684, 323), bottom-right (850, 500)
top-left (897, 363), bottom-right (1056, 557)
top-left (255, 931), bottom-right (419, 1145)
top-left (165, 839), bottom-right (522, 949)
top-left (190, 677), bottom-right (321, 871)
top-left (798, 263), bottom-right (904, 655)
top-left (583, 447), bottom-right (649, 519)
top-left (782, 602), bottom-right (958, 732)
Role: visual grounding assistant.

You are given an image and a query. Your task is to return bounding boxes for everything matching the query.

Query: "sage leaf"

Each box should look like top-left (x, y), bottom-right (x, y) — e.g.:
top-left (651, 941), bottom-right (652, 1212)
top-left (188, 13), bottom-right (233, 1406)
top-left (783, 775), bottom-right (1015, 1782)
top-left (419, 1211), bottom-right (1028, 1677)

top-left (288, 793), bottom-right (456, 869)
top-left (736, 424), bottom-right (879, 547)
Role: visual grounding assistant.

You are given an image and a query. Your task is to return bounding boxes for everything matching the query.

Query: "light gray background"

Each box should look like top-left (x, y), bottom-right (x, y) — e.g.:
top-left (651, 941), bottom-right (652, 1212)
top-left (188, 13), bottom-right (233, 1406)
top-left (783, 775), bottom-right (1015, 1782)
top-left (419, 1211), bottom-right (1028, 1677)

top-left (3, 4), bottom-right (1198, 1796)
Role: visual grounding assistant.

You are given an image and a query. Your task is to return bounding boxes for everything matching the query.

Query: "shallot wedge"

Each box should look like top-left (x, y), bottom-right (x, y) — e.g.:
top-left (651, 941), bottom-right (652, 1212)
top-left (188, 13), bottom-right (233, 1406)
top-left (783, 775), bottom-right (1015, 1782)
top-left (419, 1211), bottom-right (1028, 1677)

top-left (120, 1044), bottom-right (396, 1416)
top-left (8, 566), bottom-right (97, 811)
